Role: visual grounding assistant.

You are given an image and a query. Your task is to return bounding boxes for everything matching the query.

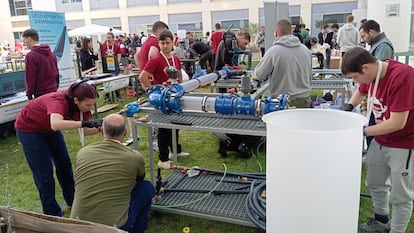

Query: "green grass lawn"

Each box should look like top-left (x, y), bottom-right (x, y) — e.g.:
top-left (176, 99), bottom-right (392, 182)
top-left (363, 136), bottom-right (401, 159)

top-left (1, 86), bottom-right (413, 233)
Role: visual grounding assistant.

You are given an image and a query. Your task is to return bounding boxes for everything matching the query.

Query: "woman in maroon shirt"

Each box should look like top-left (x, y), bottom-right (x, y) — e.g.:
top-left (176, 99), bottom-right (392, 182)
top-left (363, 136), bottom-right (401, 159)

top-left (15, 81), bottom-right (101, 216)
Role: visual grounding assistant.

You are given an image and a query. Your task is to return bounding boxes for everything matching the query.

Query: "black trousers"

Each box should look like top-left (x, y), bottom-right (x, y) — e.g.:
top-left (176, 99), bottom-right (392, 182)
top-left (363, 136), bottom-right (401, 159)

top-left (158, 128), bottom-right (182, 162)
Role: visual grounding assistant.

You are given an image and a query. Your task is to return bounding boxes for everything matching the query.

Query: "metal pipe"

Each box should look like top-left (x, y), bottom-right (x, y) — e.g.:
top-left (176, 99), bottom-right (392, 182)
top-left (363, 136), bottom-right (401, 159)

top-left (145, 68), bottom-right (288, 115)
top-left (180, 96), bottom-right (216, 112)
top-left (180, 70), bottom-right (227, 92)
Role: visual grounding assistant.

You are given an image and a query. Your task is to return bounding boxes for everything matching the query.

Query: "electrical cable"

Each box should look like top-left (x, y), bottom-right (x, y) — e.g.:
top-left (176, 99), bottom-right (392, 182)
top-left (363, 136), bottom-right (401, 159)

top-left (250, 149), bottom-right (263, 173)
top-left (251, 139), bottom-right (266, 173)
top-left (153, 163), bottom-right (227, 208)
top-left (245, 181), bottom-right (266, 230)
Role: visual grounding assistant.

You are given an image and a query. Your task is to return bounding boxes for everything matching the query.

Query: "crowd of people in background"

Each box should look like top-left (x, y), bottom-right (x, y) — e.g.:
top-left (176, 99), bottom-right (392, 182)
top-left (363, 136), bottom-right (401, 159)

top-left (8, 12), bottom-right (414, 233)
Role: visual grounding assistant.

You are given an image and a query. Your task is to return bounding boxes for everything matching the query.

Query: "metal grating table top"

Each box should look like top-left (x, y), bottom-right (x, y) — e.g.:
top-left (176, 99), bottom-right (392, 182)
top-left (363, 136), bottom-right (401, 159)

top-left (310, 79), bottom-right (351, 89)
top-left (144, 113), bottom-right (266, 136)
top-left (152, 169), bottom-right (264, 227)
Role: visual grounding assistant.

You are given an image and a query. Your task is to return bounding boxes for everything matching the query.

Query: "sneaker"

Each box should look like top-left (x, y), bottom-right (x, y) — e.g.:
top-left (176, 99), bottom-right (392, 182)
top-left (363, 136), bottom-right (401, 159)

top-left (104, 97), bottom-right (111, 103)
top-left (168, 152), bottom-right (190, 159)
top-left (359, 217), bottom-right (390, 232)
top-left (158, 160), bottom-right (176, 169)
top-left (152, 141), bottom-right (159, 151)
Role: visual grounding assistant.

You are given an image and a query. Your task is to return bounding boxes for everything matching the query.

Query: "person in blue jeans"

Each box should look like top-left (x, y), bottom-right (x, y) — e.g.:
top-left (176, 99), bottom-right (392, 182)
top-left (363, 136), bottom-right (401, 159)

top-left (70, 114), bottom-right (155, 233)
top-left (15, 81), bottom-right (102, 216)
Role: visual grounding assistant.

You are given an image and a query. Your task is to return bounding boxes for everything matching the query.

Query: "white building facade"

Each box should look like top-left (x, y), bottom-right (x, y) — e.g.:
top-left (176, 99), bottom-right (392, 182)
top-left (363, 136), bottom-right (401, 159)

top-left (1, 0), bottom-right (413, 51)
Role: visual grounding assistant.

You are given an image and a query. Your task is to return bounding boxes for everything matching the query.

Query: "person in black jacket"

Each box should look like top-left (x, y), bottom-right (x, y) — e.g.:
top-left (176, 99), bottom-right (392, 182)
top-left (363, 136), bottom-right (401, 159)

top-left (189, 40), bottom-right (212, 70)
top-left (317, 25), bottom-right (333, 68)
top-left (304, 37), bottom-right (324, 69)
top-left (80, 37), bottom-right (99, 72)
top-left (293, 24), bottom-right (304, 43)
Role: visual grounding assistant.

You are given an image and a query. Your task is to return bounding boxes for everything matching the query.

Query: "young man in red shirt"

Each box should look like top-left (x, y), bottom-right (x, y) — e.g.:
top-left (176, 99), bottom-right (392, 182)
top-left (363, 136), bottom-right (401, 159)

top-left (136, 21), bottom-right (169, 71)
top-left (342, 47), bottom-right (414, 233)
top-left (139, 30), bottom-right (190, 169)
top-left (134, 21), bottom-right (169, 152)
top-left (100, 32), bottom-right (122, 102)
top-left (210, 23), bottom-right (223, 71)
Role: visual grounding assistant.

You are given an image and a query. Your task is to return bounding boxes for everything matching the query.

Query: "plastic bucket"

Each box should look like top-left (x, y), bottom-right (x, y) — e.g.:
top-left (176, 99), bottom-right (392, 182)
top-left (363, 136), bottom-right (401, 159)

top-left (262, 109), bottom-right (366, 233)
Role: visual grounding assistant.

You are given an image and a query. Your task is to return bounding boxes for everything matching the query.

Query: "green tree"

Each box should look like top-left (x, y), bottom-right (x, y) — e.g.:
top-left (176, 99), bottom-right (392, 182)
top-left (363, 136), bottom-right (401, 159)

top-left (315, 20), bottom-right (327, 29)
top-left (243, 22), bottom-right (259, 51)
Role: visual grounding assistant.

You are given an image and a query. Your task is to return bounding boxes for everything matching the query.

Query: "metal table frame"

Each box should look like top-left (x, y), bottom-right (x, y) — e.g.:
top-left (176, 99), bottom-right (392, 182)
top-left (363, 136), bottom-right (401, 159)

top-left (131, 111), bottom-right (266, 183)
top-left (311, 69), bottom-right (352, 106)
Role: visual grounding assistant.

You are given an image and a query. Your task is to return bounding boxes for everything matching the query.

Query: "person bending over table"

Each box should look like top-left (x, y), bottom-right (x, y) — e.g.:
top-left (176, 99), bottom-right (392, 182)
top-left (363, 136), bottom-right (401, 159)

top-left (15, 81), bottom-right (102, 216)
top-left (342, 47), bottom-right (414, 233)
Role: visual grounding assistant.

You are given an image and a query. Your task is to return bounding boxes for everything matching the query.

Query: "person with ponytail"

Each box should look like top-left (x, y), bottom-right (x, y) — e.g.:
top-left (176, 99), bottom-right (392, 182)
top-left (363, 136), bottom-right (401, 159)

top-left (15, 81), bottom-right (101, 216)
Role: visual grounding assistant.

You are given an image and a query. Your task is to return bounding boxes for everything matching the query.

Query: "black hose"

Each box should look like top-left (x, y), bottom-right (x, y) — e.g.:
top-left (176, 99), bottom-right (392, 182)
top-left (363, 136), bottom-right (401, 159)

top-left (245, 182), bottom-right (266, 230)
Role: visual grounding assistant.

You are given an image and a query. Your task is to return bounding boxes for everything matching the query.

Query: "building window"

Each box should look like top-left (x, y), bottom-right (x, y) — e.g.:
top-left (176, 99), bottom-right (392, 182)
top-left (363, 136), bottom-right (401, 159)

top-left (135, 24), bottom-right (152, 36)
top-left (411, 10), bottom-right (414, 48)
top-left (290, 16), bottom-right (301, 25)
top-left (62, 0), bottom-right (82, 3)
top-left (9, 0), bottom-right (32, 16)
top-left (323, 13), bottom-right (349, 24)
top-left (112, 25), bottom-right (122, 31)
top-left (168, 0), bottom-right (200, 3)
top-left (14, 32), bottom-right (24, 42)
top-left (221, 19), bottom-right (248, 31)
top-left (178, 22), bottom-right (202, 38)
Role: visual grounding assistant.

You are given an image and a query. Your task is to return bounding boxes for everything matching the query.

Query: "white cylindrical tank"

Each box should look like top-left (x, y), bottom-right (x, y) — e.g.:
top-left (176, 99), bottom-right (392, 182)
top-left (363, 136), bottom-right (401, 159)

top-left (262, 109), bottom-right (366, 233)
top-left (367, 0), bottom-right (411, 53)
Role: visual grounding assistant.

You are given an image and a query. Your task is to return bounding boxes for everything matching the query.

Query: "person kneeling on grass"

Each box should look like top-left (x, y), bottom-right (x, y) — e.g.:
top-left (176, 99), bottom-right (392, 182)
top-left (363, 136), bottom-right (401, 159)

top-left (70, 113), bottom-right (155, 233)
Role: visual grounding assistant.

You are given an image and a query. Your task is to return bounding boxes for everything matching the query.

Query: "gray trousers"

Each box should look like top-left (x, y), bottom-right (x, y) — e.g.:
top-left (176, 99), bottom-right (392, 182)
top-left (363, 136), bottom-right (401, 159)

top-left (366, 139), bottom-right (414, 233)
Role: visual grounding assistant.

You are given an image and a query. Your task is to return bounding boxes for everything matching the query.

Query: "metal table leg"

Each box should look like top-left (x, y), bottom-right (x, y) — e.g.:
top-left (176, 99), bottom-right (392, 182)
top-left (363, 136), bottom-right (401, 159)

top-left (148, 127), bottom-right (155, 184)
top-left (131, 119), bottom-right (139, 150)
top-left (172, 129), bottom-right (178, 165)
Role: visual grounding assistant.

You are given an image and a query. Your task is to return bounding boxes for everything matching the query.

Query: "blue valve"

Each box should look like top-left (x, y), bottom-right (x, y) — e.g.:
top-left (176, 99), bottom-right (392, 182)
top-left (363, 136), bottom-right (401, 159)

top-left (215, 94), bottom-right (236, 115)
top-left (235, 96), bottom-right (255, 115)
top-left (147, 84), bottom-right (185, 114)
top-left (125, 102), bottom-right (140, 117)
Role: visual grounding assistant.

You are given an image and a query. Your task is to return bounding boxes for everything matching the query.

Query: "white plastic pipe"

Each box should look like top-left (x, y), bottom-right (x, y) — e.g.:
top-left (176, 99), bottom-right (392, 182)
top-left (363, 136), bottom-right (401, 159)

top-left (262, 109), bottom-right (366, 233)
top-left (180, 73), bottom-right (219, 92)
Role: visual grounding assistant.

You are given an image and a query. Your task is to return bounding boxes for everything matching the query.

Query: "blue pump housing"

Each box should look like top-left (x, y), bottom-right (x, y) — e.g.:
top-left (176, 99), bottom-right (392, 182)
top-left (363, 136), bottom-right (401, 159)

top-left (263, 94), bottom-right (289, 114)
top-left (148, 84), bottom-right (184, 114)
top-left (125, 102), bottom-right (141, 117)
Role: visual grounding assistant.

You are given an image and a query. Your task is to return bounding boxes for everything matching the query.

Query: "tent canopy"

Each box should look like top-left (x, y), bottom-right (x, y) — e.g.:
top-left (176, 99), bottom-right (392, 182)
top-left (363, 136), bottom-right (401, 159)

top-left (68, 24), bottom-right (124, 37)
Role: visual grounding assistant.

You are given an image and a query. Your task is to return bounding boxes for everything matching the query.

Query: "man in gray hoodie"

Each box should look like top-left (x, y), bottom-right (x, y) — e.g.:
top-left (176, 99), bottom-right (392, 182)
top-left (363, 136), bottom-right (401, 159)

top-left (252, 19), bottom-right (312, 108)
top-left (338, 15), bottom-right (360, 56)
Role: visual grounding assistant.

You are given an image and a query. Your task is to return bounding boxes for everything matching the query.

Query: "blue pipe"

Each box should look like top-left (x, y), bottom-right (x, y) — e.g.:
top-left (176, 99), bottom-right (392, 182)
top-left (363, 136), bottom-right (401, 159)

top-left (145, 68), bottom-right (289, 115)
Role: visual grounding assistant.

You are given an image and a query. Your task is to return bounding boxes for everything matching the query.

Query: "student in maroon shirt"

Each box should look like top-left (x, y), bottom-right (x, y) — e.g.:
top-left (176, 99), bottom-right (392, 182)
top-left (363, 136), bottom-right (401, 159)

top-left (22, 29), bottom-right (59, 100)
top-left (100, 32), bottom-right (122, 102)
top-left (210, 23), bottom-right (223, 70)
top-left (342, 47), bottom-right (414, 233)
top-left (137, 21), bottom-right (169, 71)
top-left (15, 82), bottom-right (101, 216)
top-left (139, 30), bottom-right (190, 169)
